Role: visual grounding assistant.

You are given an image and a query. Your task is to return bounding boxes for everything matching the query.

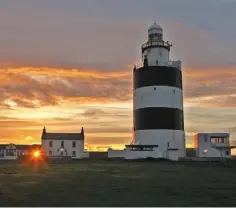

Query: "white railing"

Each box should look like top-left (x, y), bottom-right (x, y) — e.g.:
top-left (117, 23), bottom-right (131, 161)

top-left (141, 40), bottom-right (172, 51)
top-left (211, 140), bottom-right (236, 149)
top-left (134, 60), bottom-right (181, 70)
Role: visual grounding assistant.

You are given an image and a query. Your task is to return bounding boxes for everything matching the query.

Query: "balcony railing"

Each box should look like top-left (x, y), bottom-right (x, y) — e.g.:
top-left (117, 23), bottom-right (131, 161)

top-left (211, 140), bottom-right (236, 149)
top-left (141, 40), bottom-right (172, 51)
top-left (135, 60), bottom-right (181, 70)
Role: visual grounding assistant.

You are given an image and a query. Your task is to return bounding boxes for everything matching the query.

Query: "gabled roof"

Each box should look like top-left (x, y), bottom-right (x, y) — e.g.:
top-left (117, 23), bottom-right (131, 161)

top-left (41, 127), bottom-right (84, 141)
top-left (42, 133), bottom-right (84, 140)
top-left (0, 144), bottom-right (41, 150)
top-left (0, 144), bottom-right (7, 149)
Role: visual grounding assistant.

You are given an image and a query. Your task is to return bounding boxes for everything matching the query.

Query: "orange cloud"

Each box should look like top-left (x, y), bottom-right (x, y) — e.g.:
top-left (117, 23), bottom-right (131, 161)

top-left (183, 65), bottom-right (236, 107)
top-left (0, 67), bottom-right (132, 109)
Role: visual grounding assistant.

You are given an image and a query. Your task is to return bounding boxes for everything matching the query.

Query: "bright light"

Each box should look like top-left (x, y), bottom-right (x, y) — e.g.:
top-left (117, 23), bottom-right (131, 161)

top-left (203, 149), bottom-right (208, 153)
top-left (33, 151), bottom-right (40, 157)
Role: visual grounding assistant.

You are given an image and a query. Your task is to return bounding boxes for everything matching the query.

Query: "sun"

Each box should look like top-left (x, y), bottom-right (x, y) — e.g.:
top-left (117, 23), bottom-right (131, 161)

top-left (33, 151), bottom-right (40, 158)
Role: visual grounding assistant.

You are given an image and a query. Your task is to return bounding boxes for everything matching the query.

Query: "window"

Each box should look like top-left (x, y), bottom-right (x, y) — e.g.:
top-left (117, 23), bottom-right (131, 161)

top-left (72, 151), bottom-right (76, 157)
top-left (72, 141), bottom-right (76, 148)
top-left (154, 87), bottom-right (156, 90)
top-left (220, 138), bottom-right (224, 143)
top-left (0, 150), bottom-right (4, 157)
top-left (6, 149), bottom-right (16, 156)
top-left (130, 146), bottom-right (154, 151)
top-left (49, 150), bottom-right (52, 156)
top-left (61, 151), bottom-right (63, 156)
top-left (210, 137), bottom-right (228, 144)
top-left (61, 141), bottom-right (64, 148)
top-left (49, 141), bottom-right (53, 147)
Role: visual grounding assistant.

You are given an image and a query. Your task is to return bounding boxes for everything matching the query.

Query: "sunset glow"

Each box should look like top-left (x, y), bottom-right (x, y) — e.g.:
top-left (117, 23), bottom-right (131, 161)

top-left (1, 0), bottom-right (236, 155)
top-left (33, 151), bottom-right (40, 158)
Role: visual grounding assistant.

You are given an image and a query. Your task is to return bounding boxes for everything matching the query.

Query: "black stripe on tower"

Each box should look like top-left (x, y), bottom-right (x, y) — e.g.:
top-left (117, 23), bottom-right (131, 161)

top-left (134, 66), bottom-right (182, 90)
top-left (134, 107), bottom-right (184, 131)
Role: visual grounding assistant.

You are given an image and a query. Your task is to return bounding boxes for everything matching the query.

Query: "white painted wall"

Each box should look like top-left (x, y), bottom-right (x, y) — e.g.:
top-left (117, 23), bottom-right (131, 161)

top-left (134, 129), bottom-right (185, 156)
top-left (0, 154), bottom-right (17, 160)
top-left (42, 139), bottom-right (87, 159)
top-left (196, 133), bottom-right (231, 157)
top-left (125, 147), bottom-right (165, 160)
top-left (0, 145), bottom-right (18, 160)
top-left (108, 147), bottom-right (180, 161)
top-left (167, 150), bottom-right (179, 161)
top-left (134, 86), bottom-right (183, 110)
top-left (143, 47), bottom-right (169, 66)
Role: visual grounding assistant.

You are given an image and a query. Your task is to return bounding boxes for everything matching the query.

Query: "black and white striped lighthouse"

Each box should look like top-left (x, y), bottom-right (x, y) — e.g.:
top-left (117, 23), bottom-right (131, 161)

top-left (133, 22), bottom-right (185, 156)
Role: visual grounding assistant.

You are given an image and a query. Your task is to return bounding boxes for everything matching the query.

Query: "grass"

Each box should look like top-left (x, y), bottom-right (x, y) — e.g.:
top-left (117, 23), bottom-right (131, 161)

top-left (0, 159), bottom-right (236, 206)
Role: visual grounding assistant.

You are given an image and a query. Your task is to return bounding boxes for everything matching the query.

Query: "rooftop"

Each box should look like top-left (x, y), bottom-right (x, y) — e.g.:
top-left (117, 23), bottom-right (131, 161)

top-left (42, 133), bottom-right (84, 140)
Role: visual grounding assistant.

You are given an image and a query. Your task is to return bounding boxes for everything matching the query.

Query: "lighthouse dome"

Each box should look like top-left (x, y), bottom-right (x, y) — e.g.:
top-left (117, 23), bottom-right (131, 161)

top-left (148, 22), bottom-right (163, 31)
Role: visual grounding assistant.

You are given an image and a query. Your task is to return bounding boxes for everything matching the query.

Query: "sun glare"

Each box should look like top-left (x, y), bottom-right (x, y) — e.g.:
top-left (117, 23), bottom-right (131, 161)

top-left (33, 151), bottom-right (40, 157)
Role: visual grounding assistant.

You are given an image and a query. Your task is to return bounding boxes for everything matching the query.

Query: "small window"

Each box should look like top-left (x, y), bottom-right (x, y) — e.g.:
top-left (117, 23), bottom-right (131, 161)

top-left (72, 151), bottom-right (76, 157)
top-left (49, 141), bottom-right (53, 147)
top-left (72, 141), bottom-right (76, 148)
top-left (61, 141), bottom-right (64, 148)
top-left (154, 87), bottom-right (156, 90)
top-left (49, 150), bottom-right (52, 156)
top-left (61, 151), bottom-right (63, 156)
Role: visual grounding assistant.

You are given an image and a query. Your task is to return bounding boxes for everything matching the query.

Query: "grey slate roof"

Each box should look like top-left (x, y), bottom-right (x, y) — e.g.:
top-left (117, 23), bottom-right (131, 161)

top-left (0, 144), bottom-right (41, 150)
top-left (40, 127), bottom-right (84, 140)
top-left (42, 133), bottom-right (84, 140)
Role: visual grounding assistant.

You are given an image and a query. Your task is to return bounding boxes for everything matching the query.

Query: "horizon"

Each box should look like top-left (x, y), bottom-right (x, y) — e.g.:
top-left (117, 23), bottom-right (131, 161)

top-left (1, 0), bottom-right (236, 154)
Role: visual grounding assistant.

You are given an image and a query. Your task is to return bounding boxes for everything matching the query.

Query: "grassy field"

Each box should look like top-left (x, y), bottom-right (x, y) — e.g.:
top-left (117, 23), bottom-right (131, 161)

top-left (0, 159), bottom-right (236, 206)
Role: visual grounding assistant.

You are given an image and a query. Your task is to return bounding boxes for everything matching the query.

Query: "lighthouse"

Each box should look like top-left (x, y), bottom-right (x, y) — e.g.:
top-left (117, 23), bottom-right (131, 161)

top-left (133, 22), bottom-right (186, 157)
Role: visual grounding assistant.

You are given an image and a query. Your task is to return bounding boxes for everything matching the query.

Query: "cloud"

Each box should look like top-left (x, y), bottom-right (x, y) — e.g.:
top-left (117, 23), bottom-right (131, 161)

top-left (2, 64), bottom-right (236, 110)
top-left (0, 67), bottom-right (132, 109)
top-left (0, 113), bottom-right (132, 146)
top-left (83, 107), bottom-right (131, 119)
top-left (182, 65), bottom-right (236, 107)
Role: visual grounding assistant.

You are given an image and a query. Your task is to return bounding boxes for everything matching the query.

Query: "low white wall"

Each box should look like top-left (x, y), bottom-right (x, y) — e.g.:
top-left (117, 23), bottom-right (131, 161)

top-left (0, 155), bottom-right (17, 160)
top-left (125, 150), bottom-right (166, 160)
top-left (167, 150), bottom-right (179, 161)
top-left (108, 148), bottom-right (182, 161)
top-left (80, 152), bottom-right (90, 158)
top-left (197, 147), bottom-right (230, 158)
top-left (108, 149), bottom-right (125, 158)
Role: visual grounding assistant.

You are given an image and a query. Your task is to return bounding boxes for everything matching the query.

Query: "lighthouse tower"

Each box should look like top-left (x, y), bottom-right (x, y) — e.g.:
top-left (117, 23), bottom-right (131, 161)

top-left (133, 22), bottom-right (186, 157)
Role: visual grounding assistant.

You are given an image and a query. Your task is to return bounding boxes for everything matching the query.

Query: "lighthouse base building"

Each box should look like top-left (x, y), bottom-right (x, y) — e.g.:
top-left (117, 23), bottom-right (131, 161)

top-left (108, 22), bottom-right (186, 161)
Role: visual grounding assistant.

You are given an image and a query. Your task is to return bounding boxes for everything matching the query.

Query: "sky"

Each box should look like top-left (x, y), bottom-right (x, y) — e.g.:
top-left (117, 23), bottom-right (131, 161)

top-left (1, 0), bottom-right (236, 152)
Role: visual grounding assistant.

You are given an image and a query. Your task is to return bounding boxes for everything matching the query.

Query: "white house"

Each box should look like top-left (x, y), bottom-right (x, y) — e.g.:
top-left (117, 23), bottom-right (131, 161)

top-left (0, 144), bottom-right (41, 160)
top-left (194, 132), bottom-right (236, 158)
top-left (41, 127), bottom-right (89, 159)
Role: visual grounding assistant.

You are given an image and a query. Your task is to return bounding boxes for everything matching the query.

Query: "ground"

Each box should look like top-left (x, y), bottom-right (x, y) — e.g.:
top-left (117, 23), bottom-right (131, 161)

top-left (0, 159), bottom-right (236, 206)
